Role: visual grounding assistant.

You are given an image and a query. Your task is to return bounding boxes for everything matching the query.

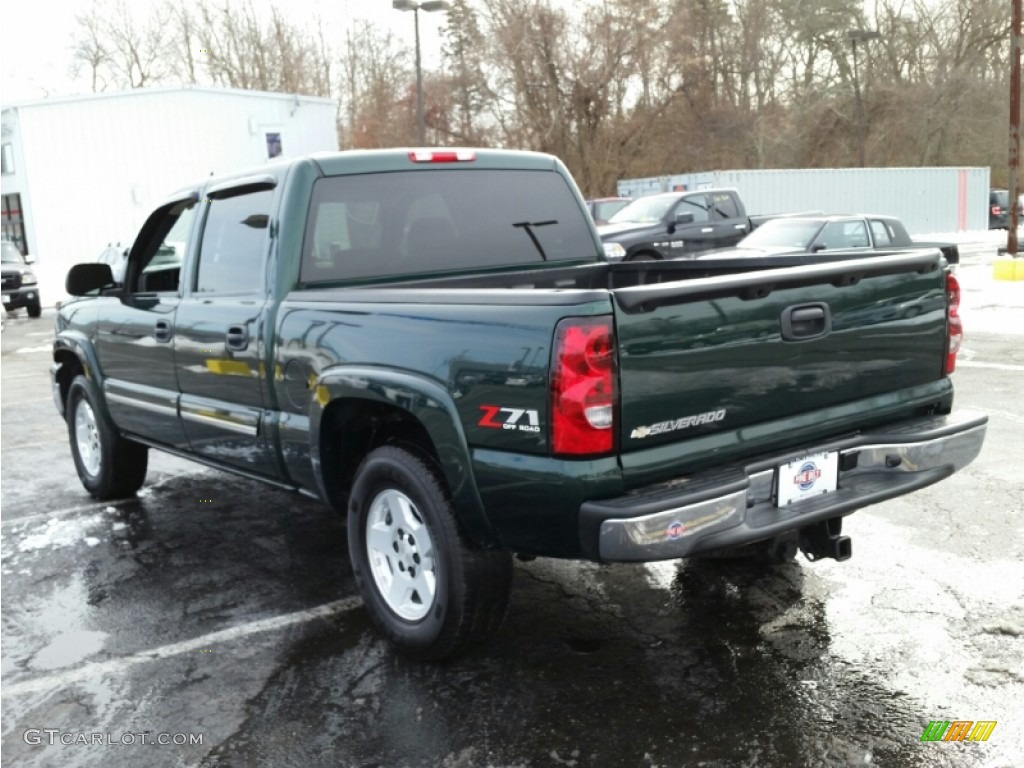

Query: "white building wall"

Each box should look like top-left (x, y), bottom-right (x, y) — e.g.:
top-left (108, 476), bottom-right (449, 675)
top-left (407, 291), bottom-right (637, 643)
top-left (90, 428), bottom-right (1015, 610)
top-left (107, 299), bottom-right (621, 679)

top-left (4, 87), bottom-right (337, 304)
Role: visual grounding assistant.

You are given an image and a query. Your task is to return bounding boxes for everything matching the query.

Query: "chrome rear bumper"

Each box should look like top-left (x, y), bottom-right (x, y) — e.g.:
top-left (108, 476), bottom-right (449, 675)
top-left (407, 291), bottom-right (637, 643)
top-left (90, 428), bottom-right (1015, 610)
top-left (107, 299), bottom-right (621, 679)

top-left (583, 410), bottom-right (987, 562)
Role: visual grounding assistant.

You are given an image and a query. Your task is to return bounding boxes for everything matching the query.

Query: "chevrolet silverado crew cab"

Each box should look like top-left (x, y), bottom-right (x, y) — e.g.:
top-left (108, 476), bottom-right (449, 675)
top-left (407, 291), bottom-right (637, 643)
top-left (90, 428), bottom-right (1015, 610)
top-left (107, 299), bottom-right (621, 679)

top-left (52, 149), bottom-right (986, 660)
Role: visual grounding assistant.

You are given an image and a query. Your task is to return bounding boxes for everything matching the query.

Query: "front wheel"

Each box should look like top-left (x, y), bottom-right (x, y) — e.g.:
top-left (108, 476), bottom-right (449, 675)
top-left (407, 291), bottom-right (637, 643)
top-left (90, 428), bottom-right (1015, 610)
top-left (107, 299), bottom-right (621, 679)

top-left (67, 375), bottom-right (149, 499)
top-left (27, 300), bottom-right (41, 318)
top-left (348, 445), bottom-right (512, 660)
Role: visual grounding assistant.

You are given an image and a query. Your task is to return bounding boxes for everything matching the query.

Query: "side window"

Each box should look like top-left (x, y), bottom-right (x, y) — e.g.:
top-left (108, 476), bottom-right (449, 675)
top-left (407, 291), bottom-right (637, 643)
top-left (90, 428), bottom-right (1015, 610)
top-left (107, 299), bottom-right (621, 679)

top-left (675, 195), bottom-right (710, 223)
top-left (195, 189), bottom-right (273, 294)
top-left (844, 221), bottom-right (870, 248)
top-left (709, 192), bottom-right (739, 220)
top-left (870, 220), bottom-right (892, 246)
top-left (128, 200), bottom-right (196, 294)
top-left (819, 220), bottom-right (870, 250)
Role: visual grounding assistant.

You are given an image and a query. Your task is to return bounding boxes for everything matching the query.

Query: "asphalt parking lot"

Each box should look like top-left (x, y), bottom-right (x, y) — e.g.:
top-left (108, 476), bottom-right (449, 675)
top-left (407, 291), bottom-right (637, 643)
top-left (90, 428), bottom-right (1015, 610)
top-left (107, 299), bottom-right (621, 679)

top-left (1, 253), bottom-right (1022, 768)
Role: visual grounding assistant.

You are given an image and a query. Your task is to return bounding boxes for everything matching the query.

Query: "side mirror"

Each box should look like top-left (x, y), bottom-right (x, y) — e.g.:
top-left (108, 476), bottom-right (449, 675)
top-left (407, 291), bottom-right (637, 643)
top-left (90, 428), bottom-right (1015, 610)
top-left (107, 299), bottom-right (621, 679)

top-left (674, 212), bottom-right (695, 225)
top-left (810, 243), bottom-right (827, 253)
top-left (66, 263), bottom-right (114, 296)
top-left (24, 254), bottom-right (35, 265)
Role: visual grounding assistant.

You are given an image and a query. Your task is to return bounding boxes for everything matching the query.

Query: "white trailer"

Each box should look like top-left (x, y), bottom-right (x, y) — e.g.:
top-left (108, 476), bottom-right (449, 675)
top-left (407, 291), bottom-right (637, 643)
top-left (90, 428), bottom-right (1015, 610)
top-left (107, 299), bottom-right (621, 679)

top-left (616, 167), bottom-right (990, 235)
top-left (1, 86), bottom-right (337, 305)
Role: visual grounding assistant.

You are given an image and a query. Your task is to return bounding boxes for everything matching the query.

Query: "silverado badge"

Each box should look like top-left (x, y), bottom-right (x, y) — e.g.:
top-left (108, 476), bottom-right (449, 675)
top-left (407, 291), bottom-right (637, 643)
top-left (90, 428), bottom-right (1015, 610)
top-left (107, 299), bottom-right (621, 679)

top-left (630, 409), bottom-right (727, 439)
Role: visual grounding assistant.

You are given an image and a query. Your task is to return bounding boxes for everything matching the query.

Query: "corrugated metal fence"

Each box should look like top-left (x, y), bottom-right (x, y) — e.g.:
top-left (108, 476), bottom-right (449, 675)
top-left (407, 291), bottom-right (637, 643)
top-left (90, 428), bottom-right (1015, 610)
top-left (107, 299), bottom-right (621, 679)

top-left (616, 167), bottom-right (990, 234)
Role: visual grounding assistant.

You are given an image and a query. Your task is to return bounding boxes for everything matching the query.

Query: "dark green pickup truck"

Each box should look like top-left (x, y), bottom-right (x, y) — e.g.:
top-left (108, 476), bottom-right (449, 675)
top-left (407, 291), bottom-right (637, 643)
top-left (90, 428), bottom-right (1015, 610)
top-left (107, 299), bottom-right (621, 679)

top-left (52, 149), bottom-right (986, 659)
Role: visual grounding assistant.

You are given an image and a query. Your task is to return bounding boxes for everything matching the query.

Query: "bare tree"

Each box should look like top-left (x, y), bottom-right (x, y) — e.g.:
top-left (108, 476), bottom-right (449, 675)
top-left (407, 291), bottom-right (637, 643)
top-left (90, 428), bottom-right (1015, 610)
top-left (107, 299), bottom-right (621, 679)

top-left (69, 3), bottom-right (112, 92)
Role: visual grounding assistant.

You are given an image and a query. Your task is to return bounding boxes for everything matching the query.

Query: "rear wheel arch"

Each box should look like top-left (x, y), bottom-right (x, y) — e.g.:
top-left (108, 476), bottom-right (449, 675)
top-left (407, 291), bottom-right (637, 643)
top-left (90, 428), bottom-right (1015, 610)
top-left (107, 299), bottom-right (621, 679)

top-left (318, 398), bottom-right (440, 512)
top-left (311, 372), bottom-right (495, 546)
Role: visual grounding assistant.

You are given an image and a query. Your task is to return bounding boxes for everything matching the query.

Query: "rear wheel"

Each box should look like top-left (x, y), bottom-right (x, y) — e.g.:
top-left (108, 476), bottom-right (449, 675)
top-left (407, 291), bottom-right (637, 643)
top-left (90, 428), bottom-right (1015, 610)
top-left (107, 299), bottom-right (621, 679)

top-left (67, 375), bottom-right (148, 499)
top-left (348, 445), bottom-right (513, 660)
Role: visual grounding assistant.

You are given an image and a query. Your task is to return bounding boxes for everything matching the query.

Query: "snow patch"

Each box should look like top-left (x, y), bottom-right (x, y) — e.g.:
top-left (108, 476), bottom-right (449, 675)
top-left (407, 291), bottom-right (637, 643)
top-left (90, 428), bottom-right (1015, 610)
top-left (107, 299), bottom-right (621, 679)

top-left (16, 514), bottom-right (104, 553)
top-left (29, 630), bottom-right (108, 671)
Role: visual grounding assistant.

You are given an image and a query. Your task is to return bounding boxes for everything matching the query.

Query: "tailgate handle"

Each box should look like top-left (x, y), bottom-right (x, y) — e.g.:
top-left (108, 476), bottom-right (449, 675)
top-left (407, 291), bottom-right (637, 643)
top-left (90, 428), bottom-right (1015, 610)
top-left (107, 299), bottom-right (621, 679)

top-left (781, 303), bottom-right (831, 341)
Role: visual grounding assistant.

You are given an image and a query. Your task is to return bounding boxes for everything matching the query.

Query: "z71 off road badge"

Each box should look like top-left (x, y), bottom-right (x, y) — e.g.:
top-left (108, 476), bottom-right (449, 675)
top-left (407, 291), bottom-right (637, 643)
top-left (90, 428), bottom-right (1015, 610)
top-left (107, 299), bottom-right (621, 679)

top-left (478, 405), bottom-right (541, 433)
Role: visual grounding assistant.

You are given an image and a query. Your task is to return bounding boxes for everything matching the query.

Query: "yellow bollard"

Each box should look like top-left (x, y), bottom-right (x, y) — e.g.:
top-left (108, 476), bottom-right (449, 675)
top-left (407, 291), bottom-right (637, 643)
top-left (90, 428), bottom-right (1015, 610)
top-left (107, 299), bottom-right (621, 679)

top-left (993, 257), bottom-right (1024, 281)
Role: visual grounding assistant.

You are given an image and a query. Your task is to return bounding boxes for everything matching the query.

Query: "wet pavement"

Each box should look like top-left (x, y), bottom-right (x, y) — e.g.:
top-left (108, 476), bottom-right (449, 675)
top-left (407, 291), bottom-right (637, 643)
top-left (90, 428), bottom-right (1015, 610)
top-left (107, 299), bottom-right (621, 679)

top-left (2, 259), bottom-right (1022, 768)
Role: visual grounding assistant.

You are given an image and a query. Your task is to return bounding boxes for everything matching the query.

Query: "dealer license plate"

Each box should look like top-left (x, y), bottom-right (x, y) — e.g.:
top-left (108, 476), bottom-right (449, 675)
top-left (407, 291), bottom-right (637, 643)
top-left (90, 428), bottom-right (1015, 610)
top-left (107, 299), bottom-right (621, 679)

top-left (776, 451), bottom-right (839, 506)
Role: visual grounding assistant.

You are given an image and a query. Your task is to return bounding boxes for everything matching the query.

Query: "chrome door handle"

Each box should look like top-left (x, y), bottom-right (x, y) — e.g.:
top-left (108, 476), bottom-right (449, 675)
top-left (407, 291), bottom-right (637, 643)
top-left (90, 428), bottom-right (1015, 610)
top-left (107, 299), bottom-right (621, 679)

top-left (226, 325), bottom-right (248, 351)
top-left (154, 320), bottom-right (172, 342)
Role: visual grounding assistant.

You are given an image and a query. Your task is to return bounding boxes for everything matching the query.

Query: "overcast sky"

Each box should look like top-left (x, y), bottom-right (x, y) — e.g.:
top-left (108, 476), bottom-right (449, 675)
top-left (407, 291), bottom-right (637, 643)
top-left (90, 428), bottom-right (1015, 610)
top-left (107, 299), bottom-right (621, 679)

top-left (0, 0), bottom-right (452, 103)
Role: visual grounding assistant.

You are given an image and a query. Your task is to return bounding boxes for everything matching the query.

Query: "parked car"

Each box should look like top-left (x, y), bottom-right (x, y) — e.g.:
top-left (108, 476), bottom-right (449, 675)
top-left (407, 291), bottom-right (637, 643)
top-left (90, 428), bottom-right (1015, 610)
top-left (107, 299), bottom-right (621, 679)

top-left (1, 239), bottom-right (42, 317)
top-left (53, 149), bottom-right (985, 660)
top-left (96, 240), bottom-right (131, 283)
top-left (585, 196), bottom-right (630, 225)
top-left (695, 214), bottom-right (959, 266)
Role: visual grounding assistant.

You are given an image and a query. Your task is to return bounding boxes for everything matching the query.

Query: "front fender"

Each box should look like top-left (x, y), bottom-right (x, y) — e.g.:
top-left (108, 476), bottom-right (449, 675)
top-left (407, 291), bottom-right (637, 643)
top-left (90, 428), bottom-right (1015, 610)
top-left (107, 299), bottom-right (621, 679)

top-left (52, 331), bottom-right (109, 421)
top-left (309, 365), bottom-right (494, 545)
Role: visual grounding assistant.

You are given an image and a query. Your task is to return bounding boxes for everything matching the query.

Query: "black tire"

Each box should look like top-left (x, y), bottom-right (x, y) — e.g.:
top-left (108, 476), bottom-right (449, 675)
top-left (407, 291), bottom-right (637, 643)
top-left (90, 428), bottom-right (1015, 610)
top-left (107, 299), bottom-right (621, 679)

top-left (348, 445), bottom-right (513, 661)
top-left (27, 301), bottom-right (41, 318)
top-left (66, 375), bottom-right (149, 499)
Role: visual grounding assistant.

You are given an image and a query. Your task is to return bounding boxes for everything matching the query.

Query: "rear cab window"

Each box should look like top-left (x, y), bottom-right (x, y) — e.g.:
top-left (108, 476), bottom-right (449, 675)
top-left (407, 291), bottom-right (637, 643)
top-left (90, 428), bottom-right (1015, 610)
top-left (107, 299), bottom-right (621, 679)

top-left (301, 169), bottom-right (598, 284)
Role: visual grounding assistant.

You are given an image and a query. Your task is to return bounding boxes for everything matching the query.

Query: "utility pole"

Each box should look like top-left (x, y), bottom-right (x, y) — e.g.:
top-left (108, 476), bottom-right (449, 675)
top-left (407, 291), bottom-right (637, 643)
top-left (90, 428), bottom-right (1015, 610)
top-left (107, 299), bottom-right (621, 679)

top-left (1009, 0), bottom-right (1022, 256)
top-left (848, 29), bottom-right (882, 168)
top-left (393, 0), bottom-right (451, 146)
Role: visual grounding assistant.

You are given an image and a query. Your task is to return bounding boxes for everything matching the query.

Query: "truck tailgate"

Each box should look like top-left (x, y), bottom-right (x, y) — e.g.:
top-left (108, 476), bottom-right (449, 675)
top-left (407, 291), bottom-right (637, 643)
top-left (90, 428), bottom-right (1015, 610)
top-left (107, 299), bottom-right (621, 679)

top-left (612, 252), bottom-right (949, 456)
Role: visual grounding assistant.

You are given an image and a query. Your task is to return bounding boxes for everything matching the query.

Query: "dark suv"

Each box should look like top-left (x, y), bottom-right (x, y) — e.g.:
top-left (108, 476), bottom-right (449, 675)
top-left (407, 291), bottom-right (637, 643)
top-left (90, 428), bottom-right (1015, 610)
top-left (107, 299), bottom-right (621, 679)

top-left (1, 240), bottom-right (42, 317)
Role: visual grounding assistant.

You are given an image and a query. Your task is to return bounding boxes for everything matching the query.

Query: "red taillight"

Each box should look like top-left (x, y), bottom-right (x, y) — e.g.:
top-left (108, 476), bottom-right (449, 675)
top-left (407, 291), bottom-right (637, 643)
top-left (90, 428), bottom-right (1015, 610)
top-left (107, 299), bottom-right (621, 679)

top-left (551, 317), bottom-right (616, 455)
top-left (992, 205), bottom-right (1002, 215)
top-left (946, 272), bottom-right (962, 374)
top-left (408, 150), bottom-right (476, 163)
